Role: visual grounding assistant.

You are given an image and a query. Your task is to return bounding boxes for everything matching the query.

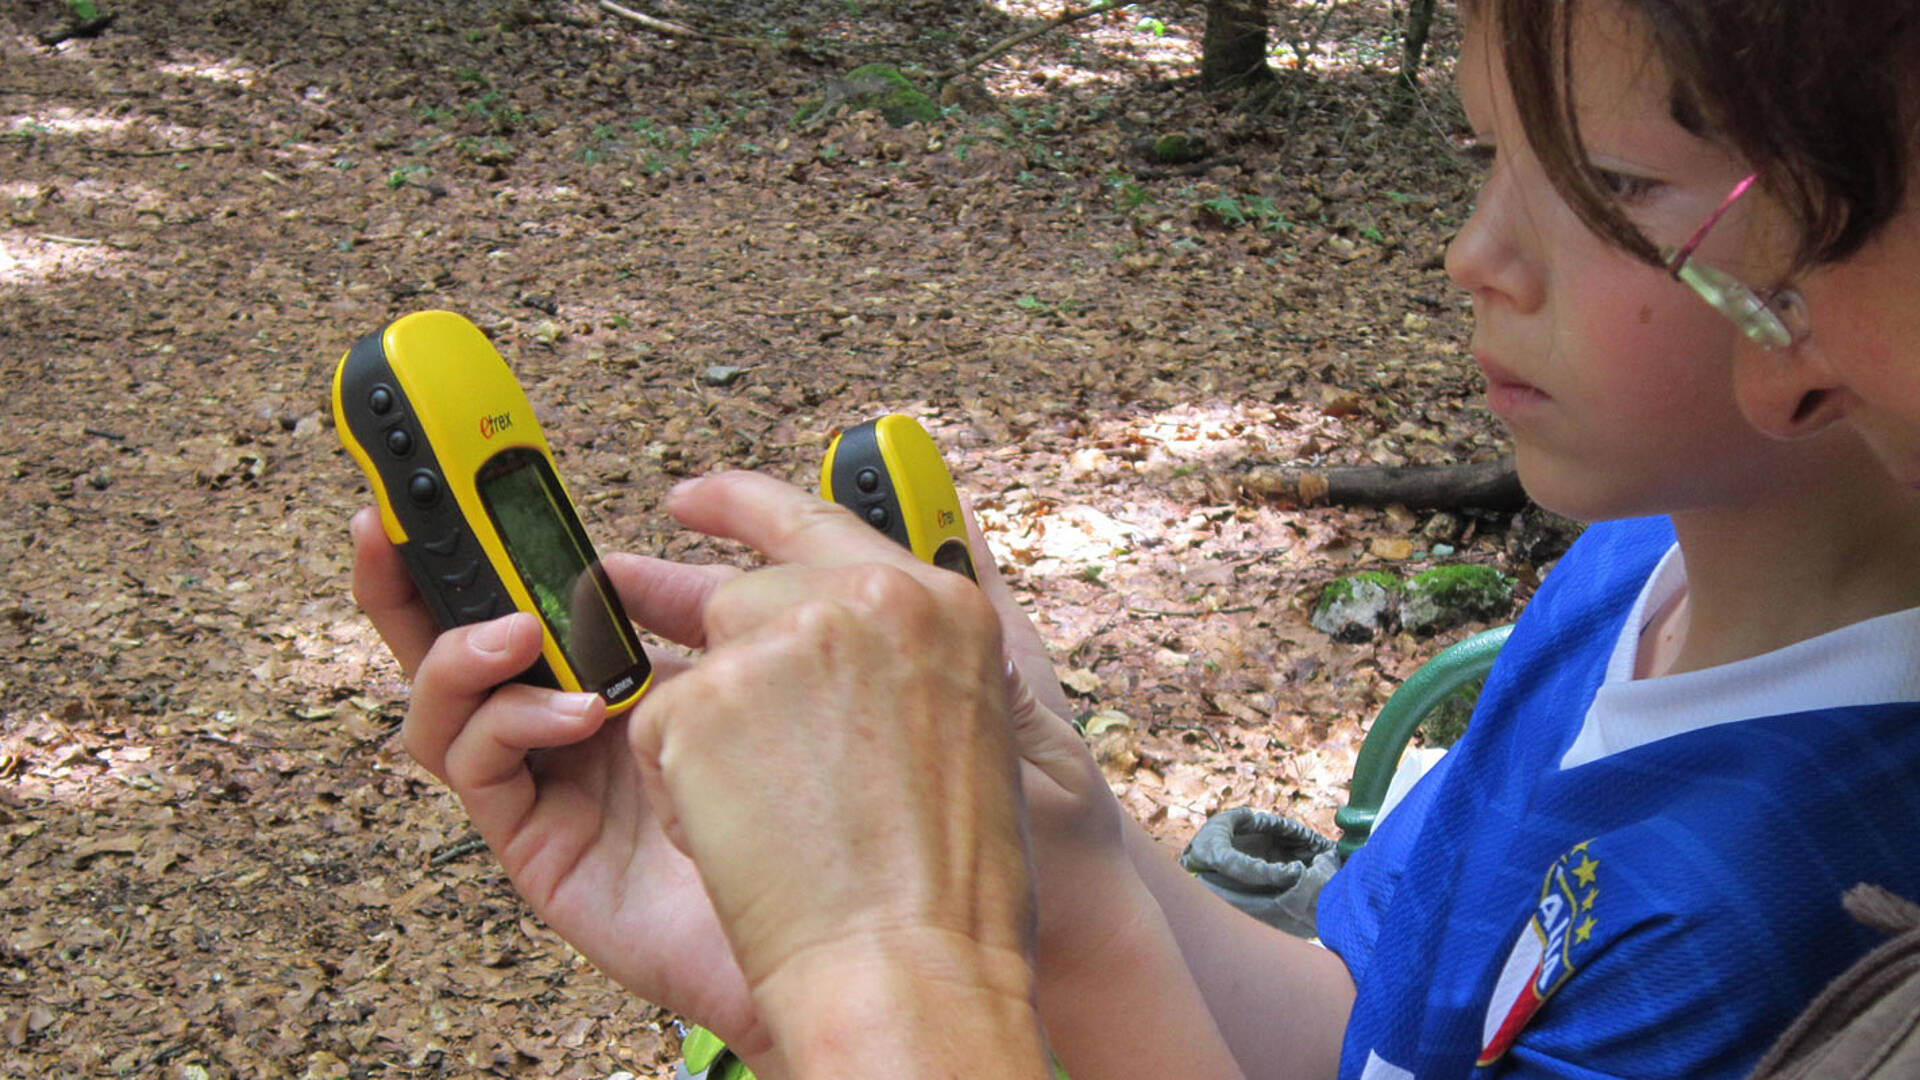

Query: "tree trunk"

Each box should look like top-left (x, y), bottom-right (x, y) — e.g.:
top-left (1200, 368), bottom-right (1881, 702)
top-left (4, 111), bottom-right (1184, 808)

top-left (1231, 456), bottom-right (1528, 511)
top-left (1397, 0), bottom-right (1437, 91)
top-left (1201, 0), bottom-right (1276, 91)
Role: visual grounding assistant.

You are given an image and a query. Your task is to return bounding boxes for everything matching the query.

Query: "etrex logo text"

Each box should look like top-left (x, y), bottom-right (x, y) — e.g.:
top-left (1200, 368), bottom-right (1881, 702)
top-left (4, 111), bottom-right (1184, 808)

top-left (479, 411), bottom-right (514, 439)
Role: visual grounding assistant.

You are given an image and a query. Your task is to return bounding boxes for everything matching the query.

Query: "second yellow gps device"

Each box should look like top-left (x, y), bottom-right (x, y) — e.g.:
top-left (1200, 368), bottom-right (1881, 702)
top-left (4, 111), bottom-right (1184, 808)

top-left (332, 310), bottom-right (652, 712)
top-left (820, 414), bottom-right (976, 580)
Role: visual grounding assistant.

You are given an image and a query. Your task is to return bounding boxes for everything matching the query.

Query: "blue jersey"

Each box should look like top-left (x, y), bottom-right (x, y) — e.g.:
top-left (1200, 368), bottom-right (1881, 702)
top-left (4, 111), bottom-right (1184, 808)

top-left (1318, 517), bottom-right (1920, 1079)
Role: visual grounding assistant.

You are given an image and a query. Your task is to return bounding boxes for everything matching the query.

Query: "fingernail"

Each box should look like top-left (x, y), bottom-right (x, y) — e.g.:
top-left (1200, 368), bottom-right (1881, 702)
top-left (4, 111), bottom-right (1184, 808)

top-left (471, 614), bottom-right (518, 654)
top-left (557, 692), bottom-right (600, 719)
top-left (667, 477), bottom-right (701, 501)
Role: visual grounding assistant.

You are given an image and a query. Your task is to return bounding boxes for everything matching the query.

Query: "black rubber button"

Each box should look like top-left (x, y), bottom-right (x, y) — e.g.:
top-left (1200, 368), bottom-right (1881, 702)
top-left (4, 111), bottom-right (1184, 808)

top-left (456, 593), bottom-right (504, 622)
top-left (385, 428), bottom-right (413, 456)
top-left (422, 531), bottom-right (461, 556)
top-left (408, 470), bottom-right (441, 507)
top-left (440, 560), bottom-right (481, 590)
top-left (856, 467), bottom-right (881, 493)
top-left (369, 385), bottom-right (395, 414)
top-left (865, 505), bottom-right (890, 529)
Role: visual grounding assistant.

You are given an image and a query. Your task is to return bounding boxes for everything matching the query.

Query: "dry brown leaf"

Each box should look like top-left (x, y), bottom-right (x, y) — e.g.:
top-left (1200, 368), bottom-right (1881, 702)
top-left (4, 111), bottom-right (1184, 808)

top-left (1369, 537), bottom-right (1415, 560)
top-left (1060, 667), bottom-right (1103, 697)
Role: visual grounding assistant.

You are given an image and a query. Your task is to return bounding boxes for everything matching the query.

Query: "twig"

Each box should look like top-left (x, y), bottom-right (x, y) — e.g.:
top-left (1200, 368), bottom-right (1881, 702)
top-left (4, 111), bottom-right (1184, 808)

top-left (34, 232), bottom-right (139, 251)
top-left (149, 868), bottom-right (235, 905)
top-left (1150, 720), bottom-right (1224, 752)
top-left (1127, 604), bottom-right (1258, 618)
top-left (83, 142), bottom-right (234, 158)
top-left (37, 13), bottom-right (117, 47)
top-left (143, 1040), bottom-right (192, 1071)
top-left (939, 0), bottom-right (1133, 80)
top-left (83, 427), bottom-right (126, 441)
top-left (598, 1), bottom-right (782, 51)
top-left (1132, 155), bottom-right (1245, 181)
top-left (597, 0), bottom-right (707, 41)
top-left (428, 835), bottom-right (489, 868)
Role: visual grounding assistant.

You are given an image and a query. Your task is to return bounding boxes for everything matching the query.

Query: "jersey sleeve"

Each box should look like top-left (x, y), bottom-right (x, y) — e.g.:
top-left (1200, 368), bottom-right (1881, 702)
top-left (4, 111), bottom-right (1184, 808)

top-left (1317, 749), bottom-right (1457, 986)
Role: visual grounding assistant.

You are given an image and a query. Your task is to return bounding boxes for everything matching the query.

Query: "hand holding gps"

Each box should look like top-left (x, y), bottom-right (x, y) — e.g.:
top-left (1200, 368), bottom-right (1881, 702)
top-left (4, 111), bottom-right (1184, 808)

top-left (332, 310), bottom-right (652, 712)
top-left (820, 414), bottom-right (976, 580)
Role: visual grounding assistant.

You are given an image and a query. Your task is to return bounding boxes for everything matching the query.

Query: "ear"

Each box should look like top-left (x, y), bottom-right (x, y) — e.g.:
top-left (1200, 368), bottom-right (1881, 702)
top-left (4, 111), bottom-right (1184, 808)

top-left (1731, 338), bottom-right (1858, 441)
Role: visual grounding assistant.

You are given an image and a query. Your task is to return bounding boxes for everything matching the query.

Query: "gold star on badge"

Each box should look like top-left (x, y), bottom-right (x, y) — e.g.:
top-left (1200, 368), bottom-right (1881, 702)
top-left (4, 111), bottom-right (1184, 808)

top-left (1581, 889), bottom-right (1598, 912)
top-left (1576, 916), bottom-right (1596, 943)
top-left (1572, 854), bottom-right (1600, 887)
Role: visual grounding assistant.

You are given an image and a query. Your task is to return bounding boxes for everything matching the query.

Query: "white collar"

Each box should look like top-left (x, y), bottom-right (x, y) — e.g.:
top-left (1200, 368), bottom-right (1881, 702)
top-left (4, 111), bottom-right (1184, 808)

top-left (1560, 544), bottom-right (1920, 769)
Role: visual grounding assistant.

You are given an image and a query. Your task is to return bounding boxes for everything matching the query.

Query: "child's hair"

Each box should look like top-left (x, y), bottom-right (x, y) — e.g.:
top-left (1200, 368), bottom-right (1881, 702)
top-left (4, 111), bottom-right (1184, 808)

top-left (1472, 0), bottom-right (1920, 273)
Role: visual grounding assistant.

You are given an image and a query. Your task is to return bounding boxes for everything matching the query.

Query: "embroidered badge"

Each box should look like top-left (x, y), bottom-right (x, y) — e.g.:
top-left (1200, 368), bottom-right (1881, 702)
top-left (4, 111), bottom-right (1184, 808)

top-left (1478, 840), bottom-right (1603, 1066)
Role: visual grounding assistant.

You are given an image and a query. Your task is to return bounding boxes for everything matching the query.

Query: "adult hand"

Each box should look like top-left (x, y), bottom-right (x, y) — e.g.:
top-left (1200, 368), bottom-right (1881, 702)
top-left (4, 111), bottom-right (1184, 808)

top-left (348, 510), bottom-right (772, 1060)
top-left (631, 473), bottom-right (1048, 1076)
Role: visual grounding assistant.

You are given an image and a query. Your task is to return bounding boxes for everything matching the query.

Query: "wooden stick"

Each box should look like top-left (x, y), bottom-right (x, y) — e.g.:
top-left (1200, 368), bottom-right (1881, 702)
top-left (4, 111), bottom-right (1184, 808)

top-left (939, 0), bottom-right (1133, 80)
top-left (597, 0), bottom-right (707, 41)
top-left (83, 143), bottom-right (235, 158)
top-left (1235, 456), bottom-right (1526, 511)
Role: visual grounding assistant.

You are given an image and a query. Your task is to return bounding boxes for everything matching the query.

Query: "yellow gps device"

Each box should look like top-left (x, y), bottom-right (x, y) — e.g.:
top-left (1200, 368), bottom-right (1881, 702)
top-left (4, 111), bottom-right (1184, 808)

top-left (820, 414), bottom-right (976, 580)
top-left (331, 310), bottom-right (652, 713)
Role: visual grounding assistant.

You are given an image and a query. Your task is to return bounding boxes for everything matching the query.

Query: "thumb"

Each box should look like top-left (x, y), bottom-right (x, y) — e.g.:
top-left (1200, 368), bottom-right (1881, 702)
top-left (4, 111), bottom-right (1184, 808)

top-left (964, 500), bottom-right (1072, 719)
top-left (1001, 654), bottom-right (1093, 789)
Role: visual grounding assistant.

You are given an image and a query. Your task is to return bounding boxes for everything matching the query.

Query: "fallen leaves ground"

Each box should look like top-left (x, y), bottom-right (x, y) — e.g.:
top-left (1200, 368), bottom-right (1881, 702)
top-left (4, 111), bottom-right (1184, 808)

top-left (2, 0), bottom-right (1541, 1075)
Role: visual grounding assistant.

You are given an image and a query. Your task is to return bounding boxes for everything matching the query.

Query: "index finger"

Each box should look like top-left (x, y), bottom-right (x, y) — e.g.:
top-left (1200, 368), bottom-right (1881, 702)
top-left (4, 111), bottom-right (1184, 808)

top-left (665, 470), bottom-right (933, 572)
top-left (349, 507), bottom-right (440, 677)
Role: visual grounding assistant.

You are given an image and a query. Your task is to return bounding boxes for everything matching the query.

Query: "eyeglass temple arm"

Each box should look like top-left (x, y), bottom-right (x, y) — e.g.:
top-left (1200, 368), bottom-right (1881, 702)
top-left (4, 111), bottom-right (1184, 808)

top-left (1667, 173), bottom-right (1758, 279)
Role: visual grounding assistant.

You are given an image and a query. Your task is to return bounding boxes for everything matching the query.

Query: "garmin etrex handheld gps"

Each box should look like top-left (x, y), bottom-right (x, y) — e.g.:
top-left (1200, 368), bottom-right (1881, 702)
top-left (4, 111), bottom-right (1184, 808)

top-left (332, 310), bottom-right (652, 712)
top-left (821, 414), bottom-right (976, 581)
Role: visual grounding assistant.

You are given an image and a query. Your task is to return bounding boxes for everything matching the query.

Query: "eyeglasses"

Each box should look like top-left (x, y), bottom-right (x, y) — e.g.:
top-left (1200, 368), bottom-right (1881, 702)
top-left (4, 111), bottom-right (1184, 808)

top-left (1662, 173), bottom-right (1810, 350)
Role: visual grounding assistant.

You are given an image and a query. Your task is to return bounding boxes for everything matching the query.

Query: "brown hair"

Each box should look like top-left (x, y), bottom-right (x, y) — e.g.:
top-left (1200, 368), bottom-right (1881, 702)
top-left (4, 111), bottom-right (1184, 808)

top-left (1480, 0), bottom-right (1920, 273)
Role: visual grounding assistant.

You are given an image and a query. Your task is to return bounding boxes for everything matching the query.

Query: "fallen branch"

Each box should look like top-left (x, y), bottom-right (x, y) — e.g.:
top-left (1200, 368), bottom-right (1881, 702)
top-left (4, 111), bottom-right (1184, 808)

top-left (1127, 604), bottom-right (1258, 619)
top-left (1234, 455), bottom-right (1526, 511)
top-left (938, 0), bottom-right (1134, 80)
top-left (596, 0), bottom-right (762, 47)
top-left (428, 835), bottom-right (489, 868)
top-left (37, 12), bottom-right (117, 47)
top-left (597, 0), bottom-right (706, 40)
top-left (1149, 719), bottom-right (1224, 752)
top-left (83, 142), bottom-right (235, 158)
top-left (33, 232), bottom-right (140, 251)
top-left (1133, 154), bottom-right (1246, 181)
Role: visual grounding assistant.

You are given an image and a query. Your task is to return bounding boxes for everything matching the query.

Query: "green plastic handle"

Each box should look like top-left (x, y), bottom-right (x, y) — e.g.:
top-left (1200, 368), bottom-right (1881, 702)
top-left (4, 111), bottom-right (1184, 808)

top-left (1334, 624), bottom-right (1512, 858)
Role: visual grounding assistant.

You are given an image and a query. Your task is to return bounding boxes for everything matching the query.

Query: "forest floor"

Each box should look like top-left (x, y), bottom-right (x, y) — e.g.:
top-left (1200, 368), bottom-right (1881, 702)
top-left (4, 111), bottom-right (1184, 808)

top-left (1, 0), bottom-right (1556, 1076)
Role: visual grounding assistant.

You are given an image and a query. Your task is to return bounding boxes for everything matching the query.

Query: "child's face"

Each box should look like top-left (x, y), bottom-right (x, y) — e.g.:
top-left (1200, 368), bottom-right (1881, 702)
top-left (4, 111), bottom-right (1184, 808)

top-left (1447, 7), bottom-right (1816, 521)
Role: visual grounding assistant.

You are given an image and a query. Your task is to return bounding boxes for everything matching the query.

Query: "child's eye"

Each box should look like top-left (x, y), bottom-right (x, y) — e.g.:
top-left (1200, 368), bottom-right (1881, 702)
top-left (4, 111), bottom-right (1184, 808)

top-left (1592, 168), bottom-right (1660, 202)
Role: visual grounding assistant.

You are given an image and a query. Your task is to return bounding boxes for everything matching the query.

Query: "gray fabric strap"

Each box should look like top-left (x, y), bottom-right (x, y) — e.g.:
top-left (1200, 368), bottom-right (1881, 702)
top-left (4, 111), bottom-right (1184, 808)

top-left (1747, 883), bottom-right (1920, 1079)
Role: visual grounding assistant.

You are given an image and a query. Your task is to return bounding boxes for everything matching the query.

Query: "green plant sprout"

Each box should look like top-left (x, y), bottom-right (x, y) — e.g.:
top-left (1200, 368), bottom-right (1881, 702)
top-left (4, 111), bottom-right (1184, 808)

top-left (385, 164), bottom-right (429, 189)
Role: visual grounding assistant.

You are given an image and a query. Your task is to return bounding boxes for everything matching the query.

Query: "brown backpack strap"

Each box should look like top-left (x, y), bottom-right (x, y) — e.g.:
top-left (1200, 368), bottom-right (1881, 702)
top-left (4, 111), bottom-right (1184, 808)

top-left (1747, 884), bottom-right (1920, 1080)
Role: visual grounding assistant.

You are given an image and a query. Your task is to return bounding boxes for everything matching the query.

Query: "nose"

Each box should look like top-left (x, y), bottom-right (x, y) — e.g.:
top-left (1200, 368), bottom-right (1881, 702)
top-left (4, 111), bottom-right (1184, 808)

top-left (1445, 165), bottom-right (1544, 314)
